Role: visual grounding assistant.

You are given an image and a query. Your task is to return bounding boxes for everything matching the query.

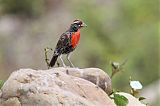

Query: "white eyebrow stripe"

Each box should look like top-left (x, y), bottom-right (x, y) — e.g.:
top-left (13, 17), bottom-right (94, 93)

top-left (73, 21), bottom-right (80, 24)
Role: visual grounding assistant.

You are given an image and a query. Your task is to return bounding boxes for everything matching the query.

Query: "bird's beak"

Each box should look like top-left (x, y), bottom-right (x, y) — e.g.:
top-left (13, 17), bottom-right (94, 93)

top-left (81, 23), bottom-right (87, 27)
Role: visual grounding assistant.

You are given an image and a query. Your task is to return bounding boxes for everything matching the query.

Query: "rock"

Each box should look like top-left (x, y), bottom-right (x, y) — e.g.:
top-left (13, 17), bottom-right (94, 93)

top-left (52, 67), bottom-right (112, 95)
top-left (115, 92), bottom-right (146, 106)
top-left (1, 97), bottom-right (21, 106)
top-left (0, 68), bottom-right (115, 106)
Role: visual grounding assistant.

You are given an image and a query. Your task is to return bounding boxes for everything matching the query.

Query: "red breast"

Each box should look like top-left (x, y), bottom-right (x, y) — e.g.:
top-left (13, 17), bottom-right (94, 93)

top-left (71, 29), bottom-right (80, 48)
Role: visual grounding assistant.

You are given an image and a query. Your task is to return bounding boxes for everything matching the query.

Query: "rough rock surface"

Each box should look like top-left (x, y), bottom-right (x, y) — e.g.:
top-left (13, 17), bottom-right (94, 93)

top-left (52, 67), bottom-right (112, 94)
top-left (0, 68), bottom-right (115, 106)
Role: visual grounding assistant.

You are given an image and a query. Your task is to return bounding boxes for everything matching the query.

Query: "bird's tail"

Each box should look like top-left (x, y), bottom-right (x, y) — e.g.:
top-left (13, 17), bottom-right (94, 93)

top-left (49, 55), bottom-right (58, 67)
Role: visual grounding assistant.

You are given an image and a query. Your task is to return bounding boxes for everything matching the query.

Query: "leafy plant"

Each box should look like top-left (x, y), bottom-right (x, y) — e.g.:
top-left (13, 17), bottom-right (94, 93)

top-left (111, 93), bottom-right (128, 106)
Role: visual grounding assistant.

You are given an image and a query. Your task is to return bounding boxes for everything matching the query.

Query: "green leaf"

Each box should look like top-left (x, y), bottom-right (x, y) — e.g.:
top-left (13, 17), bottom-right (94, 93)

top-left (113, 94), bottom-right (128, 106)
top-left (139, 97), bottom-right (146, 101)
top-left (0, 80), bottom-right (5, 89)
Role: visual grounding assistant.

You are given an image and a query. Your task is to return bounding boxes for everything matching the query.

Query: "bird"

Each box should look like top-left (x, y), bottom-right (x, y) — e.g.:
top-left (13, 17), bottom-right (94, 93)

top-left (49, 19), bottom-right (87, 67)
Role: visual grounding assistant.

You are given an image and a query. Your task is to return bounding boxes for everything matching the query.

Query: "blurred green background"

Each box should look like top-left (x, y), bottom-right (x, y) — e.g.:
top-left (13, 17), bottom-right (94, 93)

top-left (0, 0), bottom-right (159, 105)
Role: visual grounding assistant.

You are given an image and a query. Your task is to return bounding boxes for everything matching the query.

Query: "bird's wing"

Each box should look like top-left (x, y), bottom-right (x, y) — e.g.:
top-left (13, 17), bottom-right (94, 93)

top-left (54, 32), bottom-right (72, 55)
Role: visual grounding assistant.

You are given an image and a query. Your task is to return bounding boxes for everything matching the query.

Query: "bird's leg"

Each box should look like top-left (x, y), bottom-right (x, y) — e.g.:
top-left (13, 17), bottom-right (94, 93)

top-left (56, 61), bottom-right (60, 67)
top-left (67, 53), bottom-right (75, 67)
top-left (59, 55), bottom-right (66, 67)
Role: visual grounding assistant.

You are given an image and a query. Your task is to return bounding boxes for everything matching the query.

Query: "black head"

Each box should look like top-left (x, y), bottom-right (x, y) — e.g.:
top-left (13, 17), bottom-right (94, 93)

top-left (70, 19), bottom-right (87, 32)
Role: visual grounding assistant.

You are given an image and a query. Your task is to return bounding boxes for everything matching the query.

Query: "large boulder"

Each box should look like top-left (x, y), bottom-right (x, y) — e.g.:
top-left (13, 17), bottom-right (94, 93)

top-left (0, 68), bottom-right (115, 106)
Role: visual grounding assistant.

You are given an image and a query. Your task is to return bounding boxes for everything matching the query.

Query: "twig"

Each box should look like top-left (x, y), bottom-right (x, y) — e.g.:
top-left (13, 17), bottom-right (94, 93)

top-left (44, 47), bottom-right (53, 69)
top-left (111, 59), bottom-right (128, 79)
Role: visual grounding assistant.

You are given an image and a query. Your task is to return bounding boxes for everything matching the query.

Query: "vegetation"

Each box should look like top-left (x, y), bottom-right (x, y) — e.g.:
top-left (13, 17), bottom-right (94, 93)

top-left (111, 93), bottom-right (128, 106)
top-left (0, 0), bottom-right (44, 17)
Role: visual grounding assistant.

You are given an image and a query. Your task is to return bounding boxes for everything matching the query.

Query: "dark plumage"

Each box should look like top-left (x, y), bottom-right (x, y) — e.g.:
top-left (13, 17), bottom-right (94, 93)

top-left (49, 19), bottom-right (87, 67)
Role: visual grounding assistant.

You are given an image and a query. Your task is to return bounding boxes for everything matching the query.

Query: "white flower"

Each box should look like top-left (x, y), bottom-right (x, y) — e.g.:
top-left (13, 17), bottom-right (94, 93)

top-left (130, 81), bottom-right (143, 90)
